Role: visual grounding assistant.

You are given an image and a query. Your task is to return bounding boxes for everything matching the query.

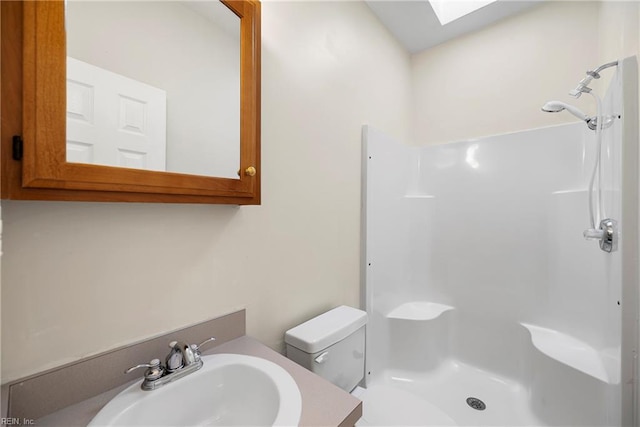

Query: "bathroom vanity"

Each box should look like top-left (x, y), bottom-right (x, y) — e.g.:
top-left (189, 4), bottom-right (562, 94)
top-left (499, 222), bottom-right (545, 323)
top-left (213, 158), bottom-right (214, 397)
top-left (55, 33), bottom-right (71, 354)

top-left (1, 310), bottom-right (362, 426)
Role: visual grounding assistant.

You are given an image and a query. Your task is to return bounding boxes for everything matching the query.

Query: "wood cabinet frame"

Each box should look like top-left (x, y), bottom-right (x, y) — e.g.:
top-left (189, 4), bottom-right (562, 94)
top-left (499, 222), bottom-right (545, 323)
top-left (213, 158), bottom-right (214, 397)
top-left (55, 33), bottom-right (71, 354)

top-left (1, 0), bottom-right (261, 204)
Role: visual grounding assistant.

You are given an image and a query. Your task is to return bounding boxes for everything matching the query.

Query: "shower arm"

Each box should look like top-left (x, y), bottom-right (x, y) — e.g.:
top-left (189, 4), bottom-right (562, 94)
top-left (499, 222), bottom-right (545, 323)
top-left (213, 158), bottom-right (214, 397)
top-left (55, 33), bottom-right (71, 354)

top-left (592, 60), bottom-right (619, 75)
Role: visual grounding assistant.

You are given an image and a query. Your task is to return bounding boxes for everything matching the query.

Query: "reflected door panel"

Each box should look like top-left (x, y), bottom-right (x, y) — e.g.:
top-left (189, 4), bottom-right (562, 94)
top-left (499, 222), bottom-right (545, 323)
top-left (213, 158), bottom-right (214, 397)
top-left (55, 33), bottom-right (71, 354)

top-left (66, 57), bottom-right (167, 171)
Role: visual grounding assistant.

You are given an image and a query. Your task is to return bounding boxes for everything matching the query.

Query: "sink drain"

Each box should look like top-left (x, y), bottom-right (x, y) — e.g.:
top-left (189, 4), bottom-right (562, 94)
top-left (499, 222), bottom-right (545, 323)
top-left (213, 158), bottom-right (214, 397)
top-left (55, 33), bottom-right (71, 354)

top-left (466, 397), bottom-right (486, 411)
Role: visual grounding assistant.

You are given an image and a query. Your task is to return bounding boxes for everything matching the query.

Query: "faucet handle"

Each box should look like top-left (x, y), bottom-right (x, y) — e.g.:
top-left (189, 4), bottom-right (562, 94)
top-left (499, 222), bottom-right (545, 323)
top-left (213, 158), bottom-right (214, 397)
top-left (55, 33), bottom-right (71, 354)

top-left (190, 337), bottom-right (216, 359)
top-left (195, 337), bottom-right (216, 351)
top-left (125, 358), bottom-right (160, 373)
top-left (125, 358), bottom-right (164, 381)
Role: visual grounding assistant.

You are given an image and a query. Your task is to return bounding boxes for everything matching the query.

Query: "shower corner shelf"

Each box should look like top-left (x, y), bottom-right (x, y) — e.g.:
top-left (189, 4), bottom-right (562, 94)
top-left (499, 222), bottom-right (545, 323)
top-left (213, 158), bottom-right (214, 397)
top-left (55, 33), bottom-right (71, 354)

top-left (520, 322), bottom-right (618, 384)
top-left (387, 301), bottom-right (454, 321)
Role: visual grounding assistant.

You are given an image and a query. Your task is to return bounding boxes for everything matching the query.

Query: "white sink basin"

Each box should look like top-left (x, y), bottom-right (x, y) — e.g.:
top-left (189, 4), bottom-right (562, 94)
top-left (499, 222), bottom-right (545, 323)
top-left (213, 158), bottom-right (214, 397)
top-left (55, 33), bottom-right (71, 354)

top-left (89, 354), bottom-right (302, 426)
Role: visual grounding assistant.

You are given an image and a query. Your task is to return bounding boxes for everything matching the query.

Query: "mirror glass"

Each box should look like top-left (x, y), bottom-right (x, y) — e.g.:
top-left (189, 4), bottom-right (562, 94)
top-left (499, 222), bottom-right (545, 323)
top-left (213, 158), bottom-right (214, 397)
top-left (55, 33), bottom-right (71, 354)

top-left (65, 1), bottom-right (240, 179)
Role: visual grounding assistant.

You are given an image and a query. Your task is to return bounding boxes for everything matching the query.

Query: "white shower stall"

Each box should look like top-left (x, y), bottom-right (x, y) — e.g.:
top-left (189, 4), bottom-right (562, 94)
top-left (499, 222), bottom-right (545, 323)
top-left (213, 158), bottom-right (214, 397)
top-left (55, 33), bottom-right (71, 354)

top-left (360, 57), bottom-right (638, 426)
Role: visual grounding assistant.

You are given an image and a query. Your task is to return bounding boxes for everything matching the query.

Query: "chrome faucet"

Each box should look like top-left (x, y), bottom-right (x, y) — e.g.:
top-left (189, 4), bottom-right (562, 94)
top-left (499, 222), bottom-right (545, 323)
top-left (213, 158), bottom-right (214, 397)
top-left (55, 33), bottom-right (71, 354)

top-left (126, 337), bottom-right (216, 391)
top-left (165, 341), bottom-right (197, 372)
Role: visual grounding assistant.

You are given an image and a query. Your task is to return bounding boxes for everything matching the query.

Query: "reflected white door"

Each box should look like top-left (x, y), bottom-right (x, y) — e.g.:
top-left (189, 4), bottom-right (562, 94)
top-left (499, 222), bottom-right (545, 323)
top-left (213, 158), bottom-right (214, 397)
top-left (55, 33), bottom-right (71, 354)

top-left (66, 57), bottom-right (167, 171)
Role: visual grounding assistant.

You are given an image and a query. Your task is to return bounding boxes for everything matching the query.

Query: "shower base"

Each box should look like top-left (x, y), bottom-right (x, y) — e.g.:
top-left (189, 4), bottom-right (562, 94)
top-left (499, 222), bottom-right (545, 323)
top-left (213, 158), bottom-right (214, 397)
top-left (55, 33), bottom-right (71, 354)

top-left (353, 358), bottom-right (547, 426)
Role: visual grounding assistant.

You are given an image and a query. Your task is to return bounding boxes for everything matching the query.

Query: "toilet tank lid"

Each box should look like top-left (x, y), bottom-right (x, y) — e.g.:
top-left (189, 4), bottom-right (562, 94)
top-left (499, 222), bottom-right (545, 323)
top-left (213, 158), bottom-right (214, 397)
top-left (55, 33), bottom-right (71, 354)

top-left (284, 305), bottom-right (367, 353)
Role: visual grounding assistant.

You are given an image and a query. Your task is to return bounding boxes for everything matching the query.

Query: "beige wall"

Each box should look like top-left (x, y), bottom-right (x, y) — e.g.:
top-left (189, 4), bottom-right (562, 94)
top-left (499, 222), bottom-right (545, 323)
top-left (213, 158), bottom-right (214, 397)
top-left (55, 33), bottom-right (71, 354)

top-left (0, 202), bottom-right (3, 387)
top-left (596, 1), bottom-right (639, 91)
top-left (411, 1), bottom-right (601, 145)
top-left (411, 1), bottom-right (640, 146)
top-left (0, 1), bottom-right (412, 383)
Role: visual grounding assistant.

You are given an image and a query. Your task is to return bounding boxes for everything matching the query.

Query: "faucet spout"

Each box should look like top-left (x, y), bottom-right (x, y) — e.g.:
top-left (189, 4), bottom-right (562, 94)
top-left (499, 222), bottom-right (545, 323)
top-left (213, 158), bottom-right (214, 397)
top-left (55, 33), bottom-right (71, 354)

top-left (166, 341), bottom-right (198, 372)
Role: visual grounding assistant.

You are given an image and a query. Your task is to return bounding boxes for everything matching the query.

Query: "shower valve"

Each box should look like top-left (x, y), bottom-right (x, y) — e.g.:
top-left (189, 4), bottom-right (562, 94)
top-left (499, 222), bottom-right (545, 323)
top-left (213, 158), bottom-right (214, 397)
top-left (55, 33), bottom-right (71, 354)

top-left (583, 218), bottom-right (617, 253)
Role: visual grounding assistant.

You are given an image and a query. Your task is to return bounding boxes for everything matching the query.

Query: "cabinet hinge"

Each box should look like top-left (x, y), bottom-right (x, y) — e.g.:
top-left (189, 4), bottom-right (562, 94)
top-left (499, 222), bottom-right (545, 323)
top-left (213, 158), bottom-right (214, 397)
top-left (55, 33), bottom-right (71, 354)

top-left (12, 135), bottom-right (23, 160)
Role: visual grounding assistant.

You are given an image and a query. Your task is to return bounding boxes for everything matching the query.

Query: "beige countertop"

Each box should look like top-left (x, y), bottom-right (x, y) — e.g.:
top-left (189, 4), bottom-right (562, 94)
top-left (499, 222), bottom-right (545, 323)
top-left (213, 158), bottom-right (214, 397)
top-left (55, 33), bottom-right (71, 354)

top-left (36, 336), bottom-right (362, 427)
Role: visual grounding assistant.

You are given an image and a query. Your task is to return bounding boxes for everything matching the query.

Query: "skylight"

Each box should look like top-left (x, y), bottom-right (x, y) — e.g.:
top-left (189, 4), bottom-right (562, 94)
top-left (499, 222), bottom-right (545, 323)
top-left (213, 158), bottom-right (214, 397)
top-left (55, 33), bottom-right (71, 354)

top-left (428, 0), bottom-right (498, 26)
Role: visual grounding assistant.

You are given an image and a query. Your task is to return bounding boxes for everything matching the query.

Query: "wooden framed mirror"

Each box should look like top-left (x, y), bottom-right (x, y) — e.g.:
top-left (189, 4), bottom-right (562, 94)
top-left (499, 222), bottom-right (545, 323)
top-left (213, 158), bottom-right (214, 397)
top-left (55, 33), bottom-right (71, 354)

top-left (1, 0), bottom-right (261, 204)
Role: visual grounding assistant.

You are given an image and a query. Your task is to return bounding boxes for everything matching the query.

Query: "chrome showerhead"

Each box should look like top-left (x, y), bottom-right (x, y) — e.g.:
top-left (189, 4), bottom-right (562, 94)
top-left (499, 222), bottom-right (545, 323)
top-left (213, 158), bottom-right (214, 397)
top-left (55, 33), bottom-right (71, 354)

top-left (541, 101), bottom-right (589, 121)
top-left (541, 100), bottom-right (600, 131)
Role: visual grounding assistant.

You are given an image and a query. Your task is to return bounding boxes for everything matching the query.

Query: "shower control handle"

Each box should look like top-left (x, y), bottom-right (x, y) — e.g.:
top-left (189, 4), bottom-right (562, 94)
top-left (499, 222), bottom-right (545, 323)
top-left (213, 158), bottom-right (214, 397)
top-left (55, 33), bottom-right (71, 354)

top-left (583, 228), bottom-right (605, 240)
top-left (583, 218), bottom-right (617, 253)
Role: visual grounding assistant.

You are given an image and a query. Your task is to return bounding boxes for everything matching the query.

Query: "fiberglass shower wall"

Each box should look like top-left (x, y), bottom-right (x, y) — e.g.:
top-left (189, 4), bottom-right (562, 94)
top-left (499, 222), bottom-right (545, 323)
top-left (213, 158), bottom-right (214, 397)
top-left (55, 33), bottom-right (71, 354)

top-left (362, 58), bottom-right (637, 426)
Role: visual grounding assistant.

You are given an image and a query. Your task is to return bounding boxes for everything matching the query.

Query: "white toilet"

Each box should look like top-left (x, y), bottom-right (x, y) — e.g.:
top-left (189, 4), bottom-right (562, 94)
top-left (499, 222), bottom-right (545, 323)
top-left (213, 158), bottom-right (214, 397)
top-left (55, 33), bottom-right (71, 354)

top-left (285, 305), bottom-right (367, 392)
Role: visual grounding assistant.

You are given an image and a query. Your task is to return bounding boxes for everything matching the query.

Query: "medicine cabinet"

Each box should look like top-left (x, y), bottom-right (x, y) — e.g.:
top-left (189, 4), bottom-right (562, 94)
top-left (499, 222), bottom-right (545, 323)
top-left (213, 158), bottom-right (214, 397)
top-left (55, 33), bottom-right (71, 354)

top-left (1, 0), bottom-right (261, 204)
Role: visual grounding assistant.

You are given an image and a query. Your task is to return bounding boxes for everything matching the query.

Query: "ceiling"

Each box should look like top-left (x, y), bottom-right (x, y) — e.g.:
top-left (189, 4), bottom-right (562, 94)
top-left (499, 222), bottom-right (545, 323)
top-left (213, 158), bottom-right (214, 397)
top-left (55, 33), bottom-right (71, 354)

top-left (364, 0), bottom-right (544, 54)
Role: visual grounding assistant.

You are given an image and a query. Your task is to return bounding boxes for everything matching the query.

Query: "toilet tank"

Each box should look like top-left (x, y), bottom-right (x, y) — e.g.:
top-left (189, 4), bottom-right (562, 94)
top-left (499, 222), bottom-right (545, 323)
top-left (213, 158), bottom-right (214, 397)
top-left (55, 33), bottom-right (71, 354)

top-left (285, 306), bottom-right (367, 392)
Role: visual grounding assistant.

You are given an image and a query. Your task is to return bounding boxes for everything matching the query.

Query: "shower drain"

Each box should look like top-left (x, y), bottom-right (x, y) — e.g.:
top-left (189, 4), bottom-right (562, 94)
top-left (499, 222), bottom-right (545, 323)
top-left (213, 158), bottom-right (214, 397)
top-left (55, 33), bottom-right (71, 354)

top-left (466, 397), bottom-right (486, 411)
